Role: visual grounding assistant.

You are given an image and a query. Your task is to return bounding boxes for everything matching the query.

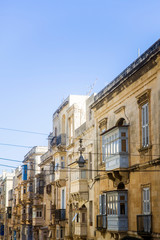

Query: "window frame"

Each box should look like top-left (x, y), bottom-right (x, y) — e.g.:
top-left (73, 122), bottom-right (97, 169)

top-left (141, 103), bottom-right (149, 147)
top-left (142, 187), bottom-right (150, 215)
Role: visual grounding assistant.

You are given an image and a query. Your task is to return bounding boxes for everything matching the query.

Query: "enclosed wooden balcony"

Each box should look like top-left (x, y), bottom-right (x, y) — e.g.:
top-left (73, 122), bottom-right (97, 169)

top-left (71, 179), bottom-right (88, 194)
top-left (32, 217), bottom-right (44, 226)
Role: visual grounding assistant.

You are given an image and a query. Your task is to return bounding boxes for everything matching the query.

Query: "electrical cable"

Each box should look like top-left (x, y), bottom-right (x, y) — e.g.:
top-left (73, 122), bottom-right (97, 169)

top-left (0, 127), bottom-right (48, 136)
top-left (0, 126), bottom-right (160, 146)
top-left (0, 143), bottom-right (32, 148)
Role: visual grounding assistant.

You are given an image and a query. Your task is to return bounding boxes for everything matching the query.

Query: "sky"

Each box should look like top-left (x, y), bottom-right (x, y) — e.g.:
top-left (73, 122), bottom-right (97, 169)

top-left (0, 0), bottom-right (160, 174)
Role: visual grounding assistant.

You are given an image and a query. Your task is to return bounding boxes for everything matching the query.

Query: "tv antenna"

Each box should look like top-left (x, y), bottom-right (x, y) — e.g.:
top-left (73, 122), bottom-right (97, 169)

top-left (86, 78), bottom-right (97, 95)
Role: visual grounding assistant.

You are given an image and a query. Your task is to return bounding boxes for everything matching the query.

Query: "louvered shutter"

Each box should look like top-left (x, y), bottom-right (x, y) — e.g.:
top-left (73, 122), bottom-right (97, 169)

top-left (99, 195), bottom-right (102, 215)
top-left (102, 194), bottom-right (106, 215)
top-left (143, 187), bottom-right (150, 214)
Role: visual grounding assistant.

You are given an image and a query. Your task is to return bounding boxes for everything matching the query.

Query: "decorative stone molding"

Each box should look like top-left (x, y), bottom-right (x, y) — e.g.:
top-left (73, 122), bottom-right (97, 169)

top-left (99, 118), bottom-right (107, 131)
top-left (107, 170), bottom-right (130, 188)
top-left (114, 106), bottom-right (125, 114)
top-left (136, 89), bottom-right (151, 106)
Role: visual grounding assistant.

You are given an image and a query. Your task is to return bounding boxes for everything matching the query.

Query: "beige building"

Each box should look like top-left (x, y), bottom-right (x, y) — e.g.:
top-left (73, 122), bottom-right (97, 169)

top-left (0, 170), bottom-right (14, 240)
top-left (91, 39), bottom-right (160, 239)
top-left (66, 94), bottom-right (96, 240)
top-left (35, 95), bottom-right (89, 240)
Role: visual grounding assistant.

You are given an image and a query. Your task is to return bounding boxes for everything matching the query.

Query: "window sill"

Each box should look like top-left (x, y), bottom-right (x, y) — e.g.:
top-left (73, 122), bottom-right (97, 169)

top-left (138, 145), bottom-right (152, 153)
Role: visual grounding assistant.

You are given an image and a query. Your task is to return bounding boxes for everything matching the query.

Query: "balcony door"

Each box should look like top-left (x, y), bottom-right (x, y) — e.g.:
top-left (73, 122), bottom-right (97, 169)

top-left (61, 188), bottom-right (66, 209)
top-left (142, 187), bottom-right (151, 232)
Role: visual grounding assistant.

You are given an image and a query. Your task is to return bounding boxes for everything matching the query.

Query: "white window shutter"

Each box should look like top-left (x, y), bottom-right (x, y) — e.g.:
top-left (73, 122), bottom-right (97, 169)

top-left (143, 187), bottom-right (150, 214)
top-left (99, 195), bottom-right (102, 215)
top-left (142, 103), bottom-right (149, 147)
top-left (103, 194), bottom-right (106, 215)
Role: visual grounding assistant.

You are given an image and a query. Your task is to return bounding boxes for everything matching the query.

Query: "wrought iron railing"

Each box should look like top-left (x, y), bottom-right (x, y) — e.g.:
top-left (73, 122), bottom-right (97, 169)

top-left (50, 134), bottom-right (66, 147)
top-left (55, 209), bottom-right (66, 221)
top-left (137, 214), bottom-right (152, 235)
top-left (96, 215), bottom-right (107, 230)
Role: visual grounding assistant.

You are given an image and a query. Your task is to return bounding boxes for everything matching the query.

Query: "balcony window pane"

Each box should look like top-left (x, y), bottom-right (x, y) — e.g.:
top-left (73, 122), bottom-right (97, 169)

top-left (120, 203), bottom-right (125, 215)
top-left (120, 195), bottom-right (125, 201)
top-left (121, 139), bottom-right (126, 152)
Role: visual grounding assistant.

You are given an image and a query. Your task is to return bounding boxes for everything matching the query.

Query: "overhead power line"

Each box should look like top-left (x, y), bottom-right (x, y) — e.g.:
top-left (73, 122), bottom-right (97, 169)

top-left (0, 143), bottom-right (32, 148)
top-left (0, 126), bottom-right (160, 146)
top-left (0, 158), bottom-right (22, 163)
top-left (0, 127), bottom-right (48, 136)
top-left (0, 164), bottom-right (17, 169)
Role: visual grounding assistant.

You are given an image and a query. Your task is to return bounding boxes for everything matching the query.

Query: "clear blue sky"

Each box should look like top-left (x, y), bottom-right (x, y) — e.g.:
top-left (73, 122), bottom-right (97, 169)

top-left (0, 0), bottom-right (160, 173)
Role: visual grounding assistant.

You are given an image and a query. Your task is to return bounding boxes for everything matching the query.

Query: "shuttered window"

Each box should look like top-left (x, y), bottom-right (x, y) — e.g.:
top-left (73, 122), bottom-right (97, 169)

top-left (142, 103), bottom-right (149, 147)
top-left (99, 194), bottom-right (106, 215)
top-left (143, 187), bottom-right (150, 214)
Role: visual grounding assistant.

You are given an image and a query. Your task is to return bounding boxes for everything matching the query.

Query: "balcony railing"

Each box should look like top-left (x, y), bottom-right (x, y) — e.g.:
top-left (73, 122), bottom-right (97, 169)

top-left (96, 215), bottom-right (107, 230)
top-left (55, 209), bottom-right (66, 221)
top-left (36, 186), bottom-right (44, 195)
top-left (50, 134), bottom-right (66, 147)
top-left (137, 214), bottom-right (152, 236)
top-left (57, 134), bottom-right (66, 146)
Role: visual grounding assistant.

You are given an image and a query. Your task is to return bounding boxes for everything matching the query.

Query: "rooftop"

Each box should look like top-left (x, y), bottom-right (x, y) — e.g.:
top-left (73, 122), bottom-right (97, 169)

top-left (92, 39), bottom-right (160, 107)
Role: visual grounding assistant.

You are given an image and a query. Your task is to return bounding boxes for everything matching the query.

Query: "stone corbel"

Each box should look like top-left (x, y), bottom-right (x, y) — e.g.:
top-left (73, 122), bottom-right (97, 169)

top-left (107, 170), bottom-right (130, 187)
top-left (99, 118), bottom-right (108, 129)
top-left (136, 89), bottom-right (151, 106)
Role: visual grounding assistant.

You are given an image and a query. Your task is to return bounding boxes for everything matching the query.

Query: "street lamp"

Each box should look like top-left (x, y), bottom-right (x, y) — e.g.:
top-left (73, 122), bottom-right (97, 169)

top-left (77, 139), bottom-right (86, 168)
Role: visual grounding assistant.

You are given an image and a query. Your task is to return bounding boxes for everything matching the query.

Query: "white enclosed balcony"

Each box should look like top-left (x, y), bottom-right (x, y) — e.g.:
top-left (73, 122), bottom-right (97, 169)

top-left (102, 126), bottom-right (129, 171)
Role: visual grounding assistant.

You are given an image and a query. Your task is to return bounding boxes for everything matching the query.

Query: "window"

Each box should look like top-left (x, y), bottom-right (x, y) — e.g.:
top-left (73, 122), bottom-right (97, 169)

top-left (44, 205), bottom-right (46, 220)
top-left (36, 209), bottom-right (42, 218)
top-left (23, 186), bottom-right (26, 194)
top-left (102, 127), bottom-right (128, 163)
top-left (99, 191), bottom-right (128, 216)
top-left (143, 187), bottom-right (150, 214)
top-left (142, 103), bottom-right (149, 147)
top-left (60, 228), bottom-right (64, 239)
top-left (55, 157), bottom-right (59, 171)
top-left (55, 163), bottom-right (59, 171)
top-left (81, 170), bottom-right (86, 179)
top-left (61, 157), bottom-right (65, 169)
top-left (89, 152), bottom-right (92, 179)
top-left (99, 194), bottom-right (106, 215)
top-left (107, 195), bottom-right (118, 215)
top-left (76, 213), bottom-right (79, 223)
top-left (61, 189), bottom-right (66, 209)
top-left (82, 212), bottom-right (86, 223)
top-left (89, 201), bottom-right (93, 226)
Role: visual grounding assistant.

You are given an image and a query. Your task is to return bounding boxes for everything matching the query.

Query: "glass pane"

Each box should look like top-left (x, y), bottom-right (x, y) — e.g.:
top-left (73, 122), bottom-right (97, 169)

top-left (146, 104), bottom-right (148, 124)
top-left (121, 132), bottom-right (126, 137)
top-left (115, 202), bottom-right (118, 215)
top-left (121, 139), bottom-right (126, 152)
top-left (120, 195), bottom-right (125, 201)
top-left (120, 203), bottom-right (125, 215)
